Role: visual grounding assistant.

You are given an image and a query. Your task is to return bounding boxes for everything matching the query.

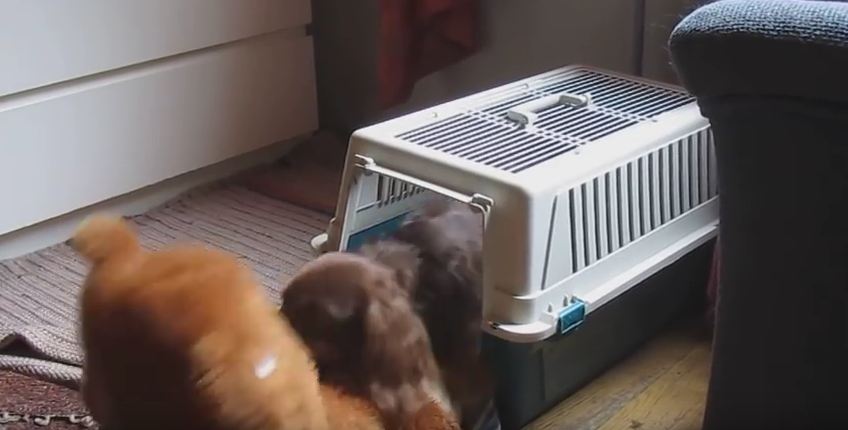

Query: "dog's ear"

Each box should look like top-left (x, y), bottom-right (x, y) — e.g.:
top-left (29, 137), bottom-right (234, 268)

top-left (363, 286), bottom-right (417, 382)
top-left (362, 274), bottom-right (435, 386)
top-left (414, 245), bottom-right (481, 317)
top-left (361, 276), bottom-right (446, 428)
top-left (71, 215), bottom-right (140, 264)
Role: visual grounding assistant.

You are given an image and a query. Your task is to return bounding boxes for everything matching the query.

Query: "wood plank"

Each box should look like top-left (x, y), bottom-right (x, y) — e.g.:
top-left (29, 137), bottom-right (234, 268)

top-left (527, 321), bottom-right (709, 430)
top-left (0, 31), bottom-right (317, 236)
top-left (0, 0), bottom-right (311, 96)
top-left (596, 341), bottom-right (710, 430)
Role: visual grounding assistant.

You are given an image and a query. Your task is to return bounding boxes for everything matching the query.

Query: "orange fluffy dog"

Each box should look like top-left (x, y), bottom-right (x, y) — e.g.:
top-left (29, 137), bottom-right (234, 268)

top-left (73, 215), bottom-right (455, 430)
top-left (72, 215), bottom-right (383, 430)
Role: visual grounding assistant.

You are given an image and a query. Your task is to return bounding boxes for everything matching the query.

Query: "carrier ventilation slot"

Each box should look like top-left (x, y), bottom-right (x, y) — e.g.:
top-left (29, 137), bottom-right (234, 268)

top-left (559, 128), bottom-right (715, 283)
top-left (375, 175), bottom-right (424, 206)
top-left (396, 68), bottom-right (694, 173)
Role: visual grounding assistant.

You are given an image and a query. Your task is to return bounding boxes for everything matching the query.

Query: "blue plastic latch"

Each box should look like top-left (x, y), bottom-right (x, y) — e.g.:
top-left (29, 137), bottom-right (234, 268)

top-left (558, 298), bottom-right (586, 335)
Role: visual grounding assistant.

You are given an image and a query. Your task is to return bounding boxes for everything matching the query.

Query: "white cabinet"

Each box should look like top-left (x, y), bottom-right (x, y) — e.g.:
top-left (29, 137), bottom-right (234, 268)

top-left (0, 1), bottom-right (317, 236)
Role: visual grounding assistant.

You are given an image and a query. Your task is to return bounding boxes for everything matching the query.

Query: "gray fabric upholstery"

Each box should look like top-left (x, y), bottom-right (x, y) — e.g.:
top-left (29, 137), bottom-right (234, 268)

top-left (670, 1), bottom-right (848, 429)
top-left (672, 0), bottom-right (848, 104)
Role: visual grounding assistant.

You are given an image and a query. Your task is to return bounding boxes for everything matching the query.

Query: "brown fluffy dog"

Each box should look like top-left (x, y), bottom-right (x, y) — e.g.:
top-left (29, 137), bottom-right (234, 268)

top-left (281, 252), bottom-right (454, 430)
top-left (382, 200), bottom-right (494, 429)
top-left (72, 215), bottom-right (364, 430)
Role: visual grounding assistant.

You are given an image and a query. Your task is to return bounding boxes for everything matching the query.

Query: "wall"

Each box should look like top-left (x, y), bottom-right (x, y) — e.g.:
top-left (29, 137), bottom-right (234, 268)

top-left (313, 0), bottom-right (640, 132)
top-left (642, 0), bottom-right (701, 84)
top-left (386, 0), bottom-right (642, 120)
top-left (312, 0), bottom-right (380, 134)
top-left (313, 0), bottom-right (698, 133)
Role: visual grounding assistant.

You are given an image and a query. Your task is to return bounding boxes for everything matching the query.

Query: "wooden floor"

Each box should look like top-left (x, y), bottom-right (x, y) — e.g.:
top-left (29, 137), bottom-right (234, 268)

top-left (527, 318), bottom-right (713, 430)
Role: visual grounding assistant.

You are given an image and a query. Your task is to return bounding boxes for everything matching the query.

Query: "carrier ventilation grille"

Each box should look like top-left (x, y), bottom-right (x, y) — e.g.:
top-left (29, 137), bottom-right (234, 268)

top-left (355, 174), bottom-right (427, 213)
top-left (375, 176), bottom-right (424, 205)
top-left (550, 128), bottom-right (716, 281)
top-left (396, 68), bottom-right (694, 173)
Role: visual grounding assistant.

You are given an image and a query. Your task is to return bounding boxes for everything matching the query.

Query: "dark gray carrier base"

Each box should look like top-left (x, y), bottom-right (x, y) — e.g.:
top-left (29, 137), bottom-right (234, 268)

top-left (482, 241), bottom-right (714, 430)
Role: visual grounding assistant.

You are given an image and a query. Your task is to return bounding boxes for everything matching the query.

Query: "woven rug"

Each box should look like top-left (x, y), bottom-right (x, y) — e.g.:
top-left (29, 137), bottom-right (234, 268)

top-left (0, 183), bottom-right (328, 387)
top-left (0, 370), bottom-right (92, 429)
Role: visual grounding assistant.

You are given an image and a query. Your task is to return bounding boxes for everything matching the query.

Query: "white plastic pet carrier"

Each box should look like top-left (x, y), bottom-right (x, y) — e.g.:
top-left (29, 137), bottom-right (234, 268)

top-left (312, 65), bottom-right (719, 345)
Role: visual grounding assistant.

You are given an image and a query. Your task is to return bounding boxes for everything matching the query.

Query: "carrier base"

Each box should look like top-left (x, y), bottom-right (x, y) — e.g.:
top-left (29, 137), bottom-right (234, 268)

top-left (482, 240), bottom-right (714, 429)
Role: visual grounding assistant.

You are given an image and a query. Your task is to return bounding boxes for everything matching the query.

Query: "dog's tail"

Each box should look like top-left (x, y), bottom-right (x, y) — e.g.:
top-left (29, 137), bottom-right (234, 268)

top-left (70, 214), bottom-right (140, 263)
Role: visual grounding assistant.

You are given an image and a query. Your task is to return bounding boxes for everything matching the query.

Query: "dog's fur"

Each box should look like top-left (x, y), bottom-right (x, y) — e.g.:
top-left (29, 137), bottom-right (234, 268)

top-left (281, 252), bottom-right (453, 429)
top-left (320, 386), bottom-right (383, 429)
top-left (384, 200), bottom-right (494, 428)
top-left (391, 200), bottom-right (484, 366)
top-left (73, 215), bottom-right (330, 430)
top-left (282, 199), bottom-right (491, 428)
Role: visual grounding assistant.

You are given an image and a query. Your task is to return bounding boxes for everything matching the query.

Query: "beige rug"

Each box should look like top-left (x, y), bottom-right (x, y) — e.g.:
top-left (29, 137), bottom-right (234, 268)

top-left (0, 183), bottom-right (328, 386)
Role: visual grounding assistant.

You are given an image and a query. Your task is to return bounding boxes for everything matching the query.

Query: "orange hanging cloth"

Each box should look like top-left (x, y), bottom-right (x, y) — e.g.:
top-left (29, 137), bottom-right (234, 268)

top-left (378, 0), bottom-right (481, 108)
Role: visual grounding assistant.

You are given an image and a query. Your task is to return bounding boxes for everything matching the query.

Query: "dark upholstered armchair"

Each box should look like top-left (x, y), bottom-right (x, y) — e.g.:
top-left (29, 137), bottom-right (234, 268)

top-left (670, 1), bottom-right (848, 428)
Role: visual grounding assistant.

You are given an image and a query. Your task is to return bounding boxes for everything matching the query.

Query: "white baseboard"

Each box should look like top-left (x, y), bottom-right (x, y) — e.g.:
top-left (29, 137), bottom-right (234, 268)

top-left (0, 138), bottom-right (302, 260)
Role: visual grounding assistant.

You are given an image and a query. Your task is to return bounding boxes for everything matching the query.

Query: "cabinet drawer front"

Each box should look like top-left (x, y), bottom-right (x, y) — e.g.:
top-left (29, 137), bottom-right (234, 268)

top-left (0, 32), bottom-right (317, 235)
top-left (0, 0), bottom-right (311, 96)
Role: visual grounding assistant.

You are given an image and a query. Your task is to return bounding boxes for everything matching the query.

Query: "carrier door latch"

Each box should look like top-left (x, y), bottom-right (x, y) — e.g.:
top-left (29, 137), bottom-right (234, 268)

top-left (558, 297), bottom-right (586, 335)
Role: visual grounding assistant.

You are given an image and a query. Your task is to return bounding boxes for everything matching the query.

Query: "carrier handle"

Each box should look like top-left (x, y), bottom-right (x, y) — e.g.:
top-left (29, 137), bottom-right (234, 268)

top-left (506, 92), bottom-right (593, 126)
top-left (354, 155), bottom-right (494, 226)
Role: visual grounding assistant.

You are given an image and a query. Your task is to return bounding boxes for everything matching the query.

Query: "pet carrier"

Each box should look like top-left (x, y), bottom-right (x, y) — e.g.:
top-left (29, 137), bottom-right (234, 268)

top-left (311, 65), bottom-right (718, 428)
